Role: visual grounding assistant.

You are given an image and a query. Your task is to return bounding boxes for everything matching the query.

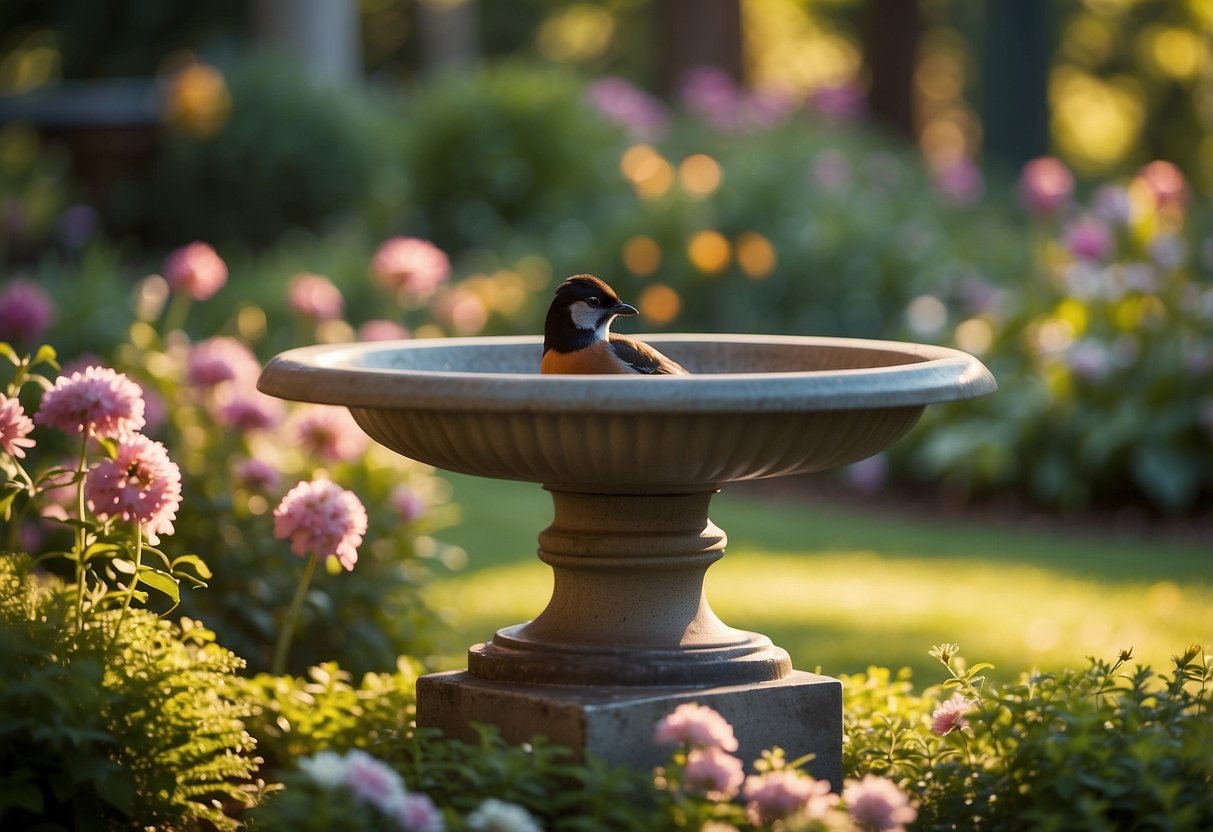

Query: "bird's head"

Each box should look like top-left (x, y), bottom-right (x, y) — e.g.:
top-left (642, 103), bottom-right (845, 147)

top-left (545, 275), bottom-right (638, 348)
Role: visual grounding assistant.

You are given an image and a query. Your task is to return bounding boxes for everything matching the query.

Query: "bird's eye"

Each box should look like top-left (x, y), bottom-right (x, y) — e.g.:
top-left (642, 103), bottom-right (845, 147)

top-left (585, 297), bottom-right (601, 308)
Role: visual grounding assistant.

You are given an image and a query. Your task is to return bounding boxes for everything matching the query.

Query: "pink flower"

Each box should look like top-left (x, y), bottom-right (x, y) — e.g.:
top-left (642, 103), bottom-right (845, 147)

top-left (395, 792), bottom-right (445, 832)
top-left (85, 434), bottom-right (183, 543)
top-left (743, 770), bottom-right (834, 826)
top-left (585, 76), bottom-right (669, 142)
top-left (0, 278), bottom-right (56, 346)
top-left (1065, 216), bottom-right (1114, 262)
top-left (1136, 160), bottom-right (1188, 213)
top-left (186, 336), bottom-right (261, 390)
top-left (0, 394), bottom-right (36, 458)
top-left (682, 746), bottom-right (744, 801)
top-left (36, 366), bottom-right (146, 439)
top-left (843, 775), bottom-right (917, 831)
top-left (214, 388), bottom-right (284, 433)
top-left (930, 692), bottom-right (974, 736)
top-left (390, 484), bottom-right (426, 522)
top-left (233, 457), bottom-right (280, 492)
top-left (288, 272), bottom-right (344, 322)
top-left (292, 406), bottom-right (370, 462)
top-left (807, 81), bottom-right (868, 121)
top-left (371, 237), bottom-right (451, 299)
top-left (342, 749), bottom-right (406, 813)
top-left (163, 241), bottom-right (227, 300)
top-left (358, 319), bottom-right (410, 342)
top-left (273, 478), bottom-right (367, 570)
top-left (1018, 156), bottom-right (1073, 218)
top-left (933, 158), bottom-right (985, 206)
top-left (654, 703), bottom-right (739, 752)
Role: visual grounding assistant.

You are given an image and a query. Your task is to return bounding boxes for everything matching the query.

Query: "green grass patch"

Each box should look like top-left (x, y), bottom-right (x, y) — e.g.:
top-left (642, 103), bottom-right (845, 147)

top-left (428, 473), bottom-right (1211, 682)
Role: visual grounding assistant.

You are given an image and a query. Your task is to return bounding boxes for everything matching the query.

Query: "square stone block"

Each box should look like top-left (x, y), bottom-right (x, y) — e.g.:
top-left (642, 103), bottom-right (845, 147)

top-left (416, 670), bottom-right (842, 789)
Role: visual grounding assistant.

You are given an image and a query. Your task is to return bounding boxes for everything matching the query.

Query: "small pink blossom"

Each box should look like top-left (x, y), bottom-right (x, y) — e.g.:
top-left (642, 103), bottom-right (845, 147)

top-left (1065, 216), bottom-right (1114, 262)
top-left (273, 478), bottom-right (368, 570)
top-left (163, 241), bottom-right (228, 300)
top-left (292, 406), bottom-right (369, 462)
top-left (682, 746), bottom-right (744, 801)
top-left (843, 775), bottom-right (917, 831)
top-left (0, 394), bottom-right (36, 458)
top-left (36, 365), bottom-right (146, 439)
top-left (233, 457), bottom-right (280, 492)
top-left (930, 692), bottom-right (974, 736)
top-left (743, 769), bottom-right (834, 826)
top-left (342, 749), bottom-right (406, 813)
top-left (85, 434), bottom-right (183, 543)
top-left (214, 388), bottom-right (284, 433)
top-left (358, 319), bottom-right (410, 342)
top-left (390, 484), bottom-right (427, 522)
top-left (1136, 160), bottom-right (1188, 213)
top-left (0, 278), bottom-right (56, 346)
top-left (654, 703), bottom-right (739, 752)
top-left (186, 336), bottom-right (261, 390)
top-left (807, 81), bottom-right (868, 121)
top-left (585, 76), bottom-right (669, 142)
top-left (1019, 156), bottom-right (1073, 218)
top-left (371, 237), bottom-right (451, 299)
top-left (288, 272), bottom-right (344, 322)
top-left (933, 157), bottom-right (984, 206)
top-left (395, 792), bottom-right (445, 832)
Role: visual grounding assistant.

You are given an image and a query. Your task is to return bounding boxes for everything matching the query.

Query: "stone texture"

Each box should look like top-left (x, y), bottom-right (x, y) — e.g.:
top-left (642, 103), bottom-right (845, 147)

top-left (417, 670), bottom-right (844, 790)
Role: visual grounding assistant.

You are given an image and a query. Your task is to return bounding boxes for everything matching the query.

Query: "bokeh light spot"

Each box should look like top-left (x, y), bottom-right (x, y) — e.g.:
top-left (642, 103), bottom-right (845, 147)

top-left (736, 232), bottom-right (777, 278)
top-left (687, 230), bottom-right (731, 274)
top-left (954, 317), bottom-right (994, 355)
top-left (622, 235), bottom-right (662, 276)
top-left (905, 295), bottom-right (947, 336)
top-left (678, 154), bottom-right (723, 199)
top-left (638, 284), bottom-right (681, 325)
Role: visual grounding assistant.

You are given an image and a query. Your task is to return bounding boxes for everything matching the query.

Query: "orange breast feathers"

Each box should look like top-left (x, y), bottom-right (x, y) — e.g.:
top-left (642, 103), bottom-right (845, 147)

top-left (541, 341), bottom-right (637, 374)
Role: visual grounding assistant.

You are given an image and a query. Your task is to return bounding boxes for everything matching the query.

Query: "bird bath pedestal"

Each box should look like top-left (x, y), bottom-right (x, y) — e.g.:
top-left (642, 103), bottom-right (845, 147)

top-left (259, 334), bottom-right (996, 786)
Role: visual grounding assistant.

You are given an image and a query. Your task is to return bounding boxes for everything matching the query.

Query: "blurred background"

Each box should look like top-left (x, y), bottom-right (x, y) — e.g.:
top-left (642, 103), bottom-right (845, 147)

top-left (1, 0), bottom-right (1211, 516)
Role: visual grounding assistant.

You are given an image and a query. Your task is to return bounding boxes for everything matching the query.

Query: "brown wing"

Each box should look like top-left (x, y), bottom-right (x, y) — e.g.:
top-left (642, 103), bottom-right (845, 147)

top-left (608, 334), bottom-right (689, 375)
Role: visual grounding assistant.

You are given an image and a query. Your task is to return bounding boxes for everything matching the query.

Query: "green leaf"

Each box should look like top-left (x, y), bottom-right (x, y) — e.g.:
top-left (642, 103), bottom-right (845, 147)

top-left (136, 566), bottom-right (180, 605)
top-left (967, 662), bottom-right (996, 675)
top-left (172, 553), bottom-right (213, 580)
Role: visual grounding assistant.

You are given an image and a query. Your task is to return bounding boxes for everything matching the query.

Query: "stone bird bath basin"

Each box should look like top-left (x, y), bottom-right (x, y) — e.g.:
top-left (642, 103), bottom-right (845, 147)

top-left (259, 333), bottom-right (996, 780)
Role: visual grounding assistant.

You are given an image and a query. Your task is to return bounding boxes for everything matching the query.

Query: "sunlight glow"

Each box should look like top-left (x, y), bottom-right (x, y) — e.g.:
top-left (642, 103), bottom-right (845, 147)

top-left (622, 235), bottom-right (662, 277)
top-left (638, 284), bottom-right (681, 325)
top-left (687, 230), bottom-right (732, 274)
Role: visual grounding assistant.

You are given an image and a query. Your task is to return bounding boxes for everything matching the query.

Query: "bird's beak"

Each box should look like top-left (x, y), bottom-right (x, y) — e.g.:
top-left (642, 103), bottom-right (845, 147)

top-left (612, 302), bottom-right (639, 317)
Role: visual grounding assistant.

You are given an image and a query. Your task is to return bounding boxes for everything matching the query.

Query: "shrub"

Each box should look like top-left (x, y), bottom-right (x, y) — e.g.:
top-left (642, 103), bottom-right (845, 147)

top-left (0, 556), bottom-right (261, 831)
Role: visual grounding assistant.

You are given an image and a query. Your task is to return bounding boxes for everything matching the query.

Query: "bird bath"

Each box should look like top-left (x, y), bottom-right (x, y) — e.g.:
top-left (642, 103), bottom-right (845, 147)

top-left (259, 333), bottom-right (996, 782)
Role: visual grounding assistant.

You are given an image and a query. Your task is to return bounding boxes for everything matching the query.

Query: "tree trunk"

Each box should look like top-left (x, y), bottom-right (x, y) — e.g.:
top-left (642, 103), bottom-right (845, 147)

top-left (658, 0), bottom-right (743, 95)
top-left (865, 0), bottom-right (922, 139)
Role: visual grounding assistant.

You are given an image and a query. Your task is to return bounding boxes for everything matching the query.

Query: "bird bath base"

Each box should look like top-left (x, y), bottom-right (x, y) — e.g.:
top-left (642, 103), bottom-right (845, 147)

top-left (417, 670), bottom-right (843, 788)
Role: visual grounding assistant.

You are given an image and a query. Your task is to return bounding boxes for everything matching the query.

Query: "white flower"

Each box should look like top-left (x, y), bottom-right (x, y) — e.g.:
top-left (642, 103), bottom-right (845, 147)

top-left (464, 798), bottom-right (543, 832)
top-left (298, 750), bottom-right (349, 790)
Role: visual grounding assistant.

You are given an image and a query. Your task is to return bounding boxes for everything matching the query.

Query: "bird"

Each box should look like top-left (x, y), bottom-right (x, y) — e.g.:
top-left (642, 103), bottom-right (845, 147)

top-left (541, 274), bottom-right (688, 375)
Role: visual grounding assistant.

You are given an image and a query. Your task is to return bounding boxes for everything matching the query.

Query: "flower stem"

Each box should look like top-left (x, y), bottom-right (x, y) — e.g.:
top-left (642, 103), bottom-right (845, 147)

top-left (73, 431), bottom-right (90, 634)
top-left (109, 521), bottom-right (143, 647)
top-left (271, 552), bottom-right (319, 677)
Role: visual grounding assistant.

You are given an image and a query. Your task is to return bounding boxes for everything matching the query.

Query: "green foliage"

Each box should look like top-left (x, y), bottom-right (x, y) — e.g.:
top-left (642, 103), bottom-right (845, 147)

top-left (107, 55), bottom-right (384, 248)
top-left (0, 556), bottom-right (261, 831)
top-left (396, 63), bottom-right (631, 257)
top-left (844, 645), bottom-right (1213, 831)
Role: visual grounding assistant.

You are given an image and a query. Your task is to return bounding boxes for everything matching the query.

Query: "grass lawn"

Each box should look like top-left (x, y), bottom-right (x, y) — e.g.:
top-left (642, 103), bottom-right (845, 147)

top-left (426, 472), bottom-right (1212, 685)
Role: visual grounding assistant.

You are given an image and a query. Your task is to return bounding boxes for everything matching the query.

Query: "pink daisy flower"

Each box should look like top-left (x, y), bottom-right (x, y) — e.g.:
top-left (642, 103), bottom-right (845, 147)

top-left (85, 434), bottom-right (183, 543)
top-left (214, 388), bottom-right (284, 433)
top-left (682, 746), bottom-right (745, 801)
top-left (292, 406), bottom-right (369, 462)
top-left (358, 319), bottom-right (410, 342)
top-left (288, 272), bottom-right (344, 322)
top-left (654, 702), bottom-right (739, 752)
top-left (390, 484), bottom-right (426, 522)
top-left (370, 237), bottom-right (451, 299)
top-left (232, 457), bottom-right (280, 492)
top-left (186, 336), bottom-right (261, 390)
top-left (930, 692), bottom-right (974, 736)
top-left (843, 775), bottom-right (917, 831)
top-left (395, 792), bottom-right (445, 832)
top-left (0, 393), bottom-right (36, 458)
top-left (163, 241), bottom-right (228, 300)
top-left (743, 769), bottom-right (834, 826)
top-left (0, 278), bottom-right (56, 346)
top-left (342, 749), bottom-right (406, 813)
top-left (273, 478), bottom-right (367, 570)
top-left (36, 366), bottom-right (146, 439)
top-left (1018, 156), bottom-right (1074, 218)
